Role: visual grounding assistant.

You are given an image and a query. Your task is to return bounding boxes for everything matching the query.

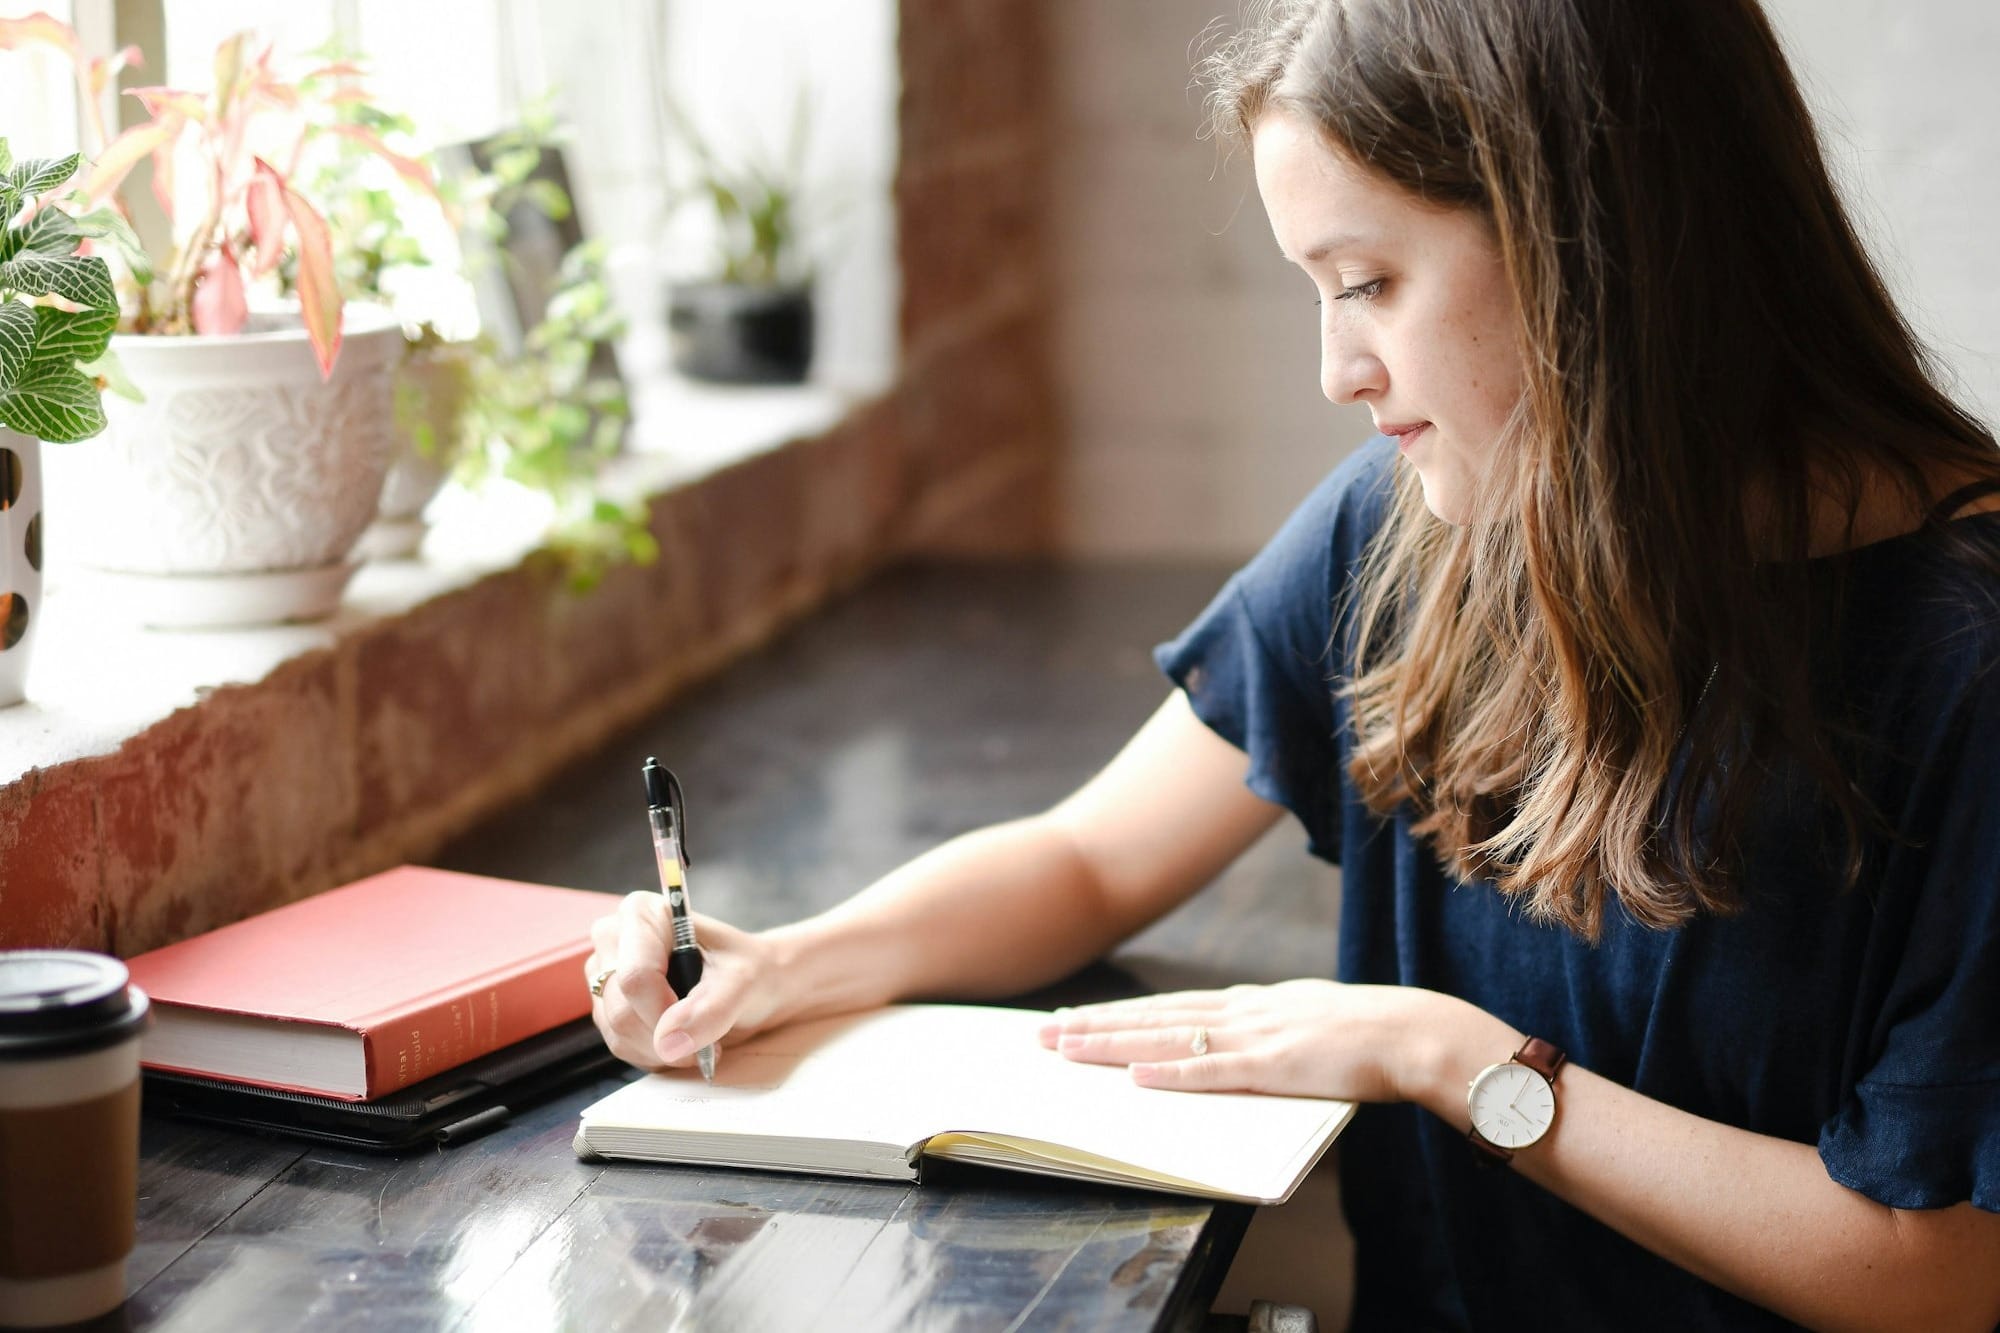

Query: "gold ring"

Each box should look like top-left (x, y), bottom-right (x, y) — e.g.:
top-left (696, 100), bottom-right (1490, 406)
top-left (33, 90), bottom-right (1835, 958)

top-left (1190, 1025), bottom-right (1209, 1057)
top-left (589, 966), bottom-right (616, 998)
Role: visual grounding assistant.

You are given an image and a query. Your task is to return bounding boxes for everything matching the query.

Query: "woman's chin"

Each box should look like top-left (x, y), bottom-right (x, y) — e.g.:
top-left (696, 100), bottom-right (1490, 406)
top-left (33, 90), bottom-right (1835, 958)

top-left (1413, 470), bottom-right (1475, 527)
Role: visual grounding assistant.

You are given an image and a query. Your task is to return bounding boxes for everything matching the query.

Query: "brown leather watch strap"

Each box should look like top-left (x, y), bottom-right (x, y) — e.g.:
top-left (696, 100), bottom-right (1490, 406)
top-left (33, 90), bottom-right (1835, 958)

top-left (1516, 1036), bottom-right (1567, 1082)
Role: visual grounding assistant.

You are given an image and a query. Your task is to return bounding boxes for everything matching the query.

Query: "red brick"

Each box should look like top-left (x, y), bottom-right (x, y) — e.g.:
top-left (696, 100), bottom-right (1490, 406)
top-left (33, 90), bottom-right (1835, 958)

top-left (0, 767), bottom-right (104, 950)
top-left (897, 151), bottom-right (1044, 352)
top-left (353, 570), bottom-right (556, 843)
top-left (542, 514), bottom-right (701, 717)
top-left (899, 0), bottom-right (1048, 163)
top-left (102, 653), bottom-right (354, 955)
top-left (902, 314), bottom-right (1055, 488)
top-left (795, 400), bottom-right (908, 579)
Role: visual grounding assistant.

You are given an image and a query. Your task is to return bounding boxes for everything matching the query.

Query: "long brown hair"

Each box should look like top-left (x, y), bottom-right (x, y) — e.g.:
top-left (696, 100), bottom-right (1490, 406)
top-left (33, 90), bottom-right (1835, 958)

top-left (1202, 0), bottom-right (2000, 938)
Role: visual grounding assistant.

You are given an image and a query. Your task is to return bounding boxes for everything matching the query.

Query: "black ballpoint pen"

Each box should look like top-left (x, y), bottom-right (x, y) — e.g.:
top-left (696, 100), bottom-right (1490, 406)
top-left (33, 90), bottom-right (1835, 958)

top-left (643, 757), bottom-right (716, 1082)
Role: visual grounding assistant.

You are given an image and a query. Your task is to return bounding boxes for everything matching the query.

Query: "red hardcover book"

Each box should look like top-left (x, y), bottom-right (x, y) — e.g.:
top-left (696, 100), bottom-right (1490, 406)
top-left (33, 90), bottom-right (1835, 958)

top-left (125, 866), bottom-right (611, 1101)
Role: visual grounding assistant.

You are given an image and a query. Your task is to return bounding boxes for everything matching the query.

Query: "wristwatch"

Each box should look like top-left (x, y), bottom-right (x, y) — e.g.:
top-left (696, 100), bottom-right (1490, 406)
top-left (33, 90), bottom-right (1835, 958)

top-left (1467, 1037), bottom-right (1566, 1163)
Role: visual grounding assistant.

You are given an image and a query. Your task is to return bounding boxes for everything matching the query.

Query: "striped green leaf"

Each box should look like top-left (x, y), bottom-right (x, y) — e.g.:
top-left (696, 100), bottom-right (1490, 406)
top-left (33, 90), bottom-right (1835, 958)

top-left (0, 302), bottom-right (30, 388)
top-left (8, 206), bottom-right (81, 260)
top-left (8, 154), bottom-right (81, 202)
top-left (0, 253), bottom-right (115, 312)
top-left (0, 359), bottom-right (104, 443)
top-left (31, 296), bottom-right (115, 366)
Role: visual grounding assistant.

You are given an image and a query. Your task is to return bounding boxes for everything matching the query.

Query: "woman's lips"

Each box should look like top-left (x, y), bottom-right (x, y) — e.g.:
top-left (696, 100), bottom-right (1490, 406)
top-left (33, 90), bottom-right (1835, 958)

top-left (1388, 423), bottom-right (1430, 452)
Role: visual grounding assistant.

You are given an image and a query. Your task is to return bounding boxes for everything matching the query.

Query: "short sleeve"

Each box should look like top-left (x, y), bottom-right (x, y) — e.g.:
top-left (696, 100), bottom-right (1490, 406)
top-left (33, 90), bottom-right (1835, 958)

top-left (1153, 438), bottom-right (1397, 864)
top-left (1817, 662), bottom-right (2000, 1211)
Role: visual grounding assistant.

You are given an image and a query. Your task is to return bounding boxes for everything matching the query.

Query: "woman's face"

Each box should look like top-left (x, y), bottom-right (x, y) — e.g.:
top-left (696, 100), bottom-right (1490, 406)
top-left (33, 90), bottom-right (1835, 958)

top-left (1253, 108), bottom-right (1525, 524)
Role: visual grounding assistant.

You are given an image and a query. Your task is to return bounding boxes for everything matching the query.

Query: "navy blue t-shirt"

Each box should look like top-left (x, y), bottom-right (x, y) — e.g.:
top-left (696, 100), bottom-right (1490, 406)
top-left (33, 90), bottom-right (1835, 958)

top-left (1155, 436), bottom-right (2000, 1330)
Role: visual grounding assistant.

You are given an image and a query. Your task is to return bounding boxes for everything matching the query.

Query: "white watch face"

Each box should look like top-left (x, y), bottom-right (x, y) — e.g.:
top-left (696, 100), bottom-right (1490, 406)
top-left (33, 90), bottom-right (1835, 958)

top-left (1469, 1061), bottom-right (1555, 1150)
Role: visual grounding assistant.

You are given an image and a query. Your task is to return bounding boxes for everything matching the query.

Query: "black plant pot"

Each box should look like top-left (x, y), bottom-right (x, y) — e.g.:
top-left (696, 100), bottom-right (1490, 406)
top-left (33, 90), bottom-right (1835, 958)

top-left (666, 281), bottom-right (814, 385)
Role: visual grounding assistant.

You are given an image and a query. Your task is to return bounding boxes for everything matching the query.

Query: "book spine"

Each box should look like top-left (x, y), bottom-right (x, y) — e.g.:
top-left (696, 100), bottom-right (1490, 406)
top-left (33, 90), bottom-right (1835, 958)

top-left (357, 945), bottom-right (593, 1097)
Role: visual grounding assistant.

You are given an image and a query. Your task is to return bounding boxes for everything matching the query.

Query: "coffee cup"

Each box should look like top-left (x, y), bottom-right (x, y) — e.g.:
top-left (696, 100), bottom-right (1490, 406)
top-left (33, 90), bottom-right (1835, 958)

top-left (0, 951), bottom-right (150, 1329)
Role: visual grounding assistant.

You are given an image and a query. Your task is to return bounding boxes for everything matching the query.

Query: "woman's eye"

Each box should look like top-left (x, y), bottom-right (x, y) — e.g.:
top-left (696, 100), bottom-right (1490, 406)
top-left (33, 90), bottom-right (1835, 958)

top-left (1335, 278), bottom-right (1386, 302)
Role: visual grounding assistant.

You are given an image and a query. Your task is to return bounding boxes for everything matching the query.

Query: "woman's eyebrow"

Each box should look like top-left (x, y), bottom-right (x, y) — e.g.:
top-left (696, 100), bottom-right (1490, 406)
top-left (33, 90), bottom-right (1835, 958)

top-left (1288, 230), bottom-right (1380, 264)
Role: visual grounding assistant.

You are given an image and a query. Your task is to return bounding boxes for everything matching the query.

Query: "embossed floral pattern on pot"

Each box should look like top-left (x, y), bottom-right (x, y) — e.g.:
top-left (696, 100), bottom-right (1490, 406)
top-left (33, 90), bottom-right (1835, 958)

top-left (50, 304), bottom-right (402, 576)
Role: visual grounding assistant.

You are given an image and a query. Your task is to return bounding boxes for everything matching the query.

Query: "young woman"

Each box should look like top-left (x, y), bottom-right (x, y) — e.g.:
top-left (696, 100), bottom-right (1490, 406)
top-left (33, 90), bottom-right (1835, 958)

top-left (588, 1), bottom-right (2000, 1325)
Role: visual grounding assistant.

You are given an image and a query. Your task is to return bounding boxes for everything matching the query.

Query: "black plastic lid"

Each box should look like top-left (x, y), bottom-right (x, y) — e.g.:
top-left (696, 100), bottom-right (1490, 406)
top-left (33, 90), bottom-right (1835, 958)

top-left (0, 950), bottom-right (150, 1059)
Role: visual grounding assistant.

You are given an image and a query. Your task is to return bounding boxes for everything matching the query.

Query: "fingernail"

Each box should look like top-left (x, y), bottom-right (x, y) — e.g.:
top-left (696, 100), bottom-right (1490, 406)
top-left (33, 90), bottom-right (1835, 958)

top-left (1131, 1064), bottom-right (1159, 1083)
top-left (657, 1030), bottom-right (695, 1062)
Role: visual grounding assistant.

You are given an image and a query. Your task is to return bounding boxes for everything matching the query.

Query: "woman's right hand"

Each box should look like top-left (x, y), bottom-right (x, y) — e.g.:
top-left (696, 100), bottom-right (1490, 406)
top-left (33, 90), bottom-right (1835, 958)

top-left (586, 891), bottom-right (789, 1072)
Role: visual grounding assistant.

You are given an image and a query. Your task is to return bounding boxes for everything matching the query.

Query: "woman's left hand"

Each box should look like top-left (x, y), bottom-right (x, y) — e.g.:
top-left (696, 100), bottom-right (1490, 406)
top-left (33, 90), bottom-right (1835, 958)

top-left (1038, 979), bottom-right (1454, 1104)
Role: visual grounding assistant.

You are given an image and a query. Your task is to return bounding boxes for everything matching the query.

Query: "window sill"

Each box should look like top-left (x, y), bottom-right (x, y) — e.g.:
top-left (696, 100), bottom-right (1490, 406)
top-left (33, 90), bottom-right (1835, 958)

top-left (2, 375), bottom-right (856, 785)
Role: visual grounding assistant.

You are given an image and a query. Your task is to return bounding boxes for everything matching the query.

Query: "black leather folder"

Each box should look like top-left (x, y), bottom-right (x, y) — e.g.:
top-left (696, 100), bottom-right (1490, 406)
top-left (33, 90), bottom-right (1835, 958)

top-left (141, 1018), bottom-right (626, 1150)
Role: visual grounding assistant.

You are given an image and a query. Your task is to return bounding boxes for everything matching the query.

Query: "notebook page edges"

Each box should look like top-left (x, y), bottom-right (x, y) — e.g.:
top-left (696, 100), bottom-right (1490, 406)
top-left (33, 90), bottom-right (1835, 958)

top-left (890, 1006), bottom-right (1354, 1200)
top-left (923, 1111), bottom-right (1350, 1205)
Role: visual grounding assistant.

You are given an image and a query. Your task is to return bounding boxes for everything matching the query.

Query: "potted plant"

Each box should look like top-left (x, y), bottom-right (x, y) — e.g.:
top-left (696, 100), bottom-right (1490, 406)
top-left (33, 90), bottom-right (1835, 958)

top-left (1, 24), bottom-right (428, 626)
top-left (297, 66), bottom-right (473, 561)
top-left (0, 141), bottom-right (120, 703)
top-left (660, 96), bottom-right (815, 385)
top-left (445, 119), bottom-right (651, 588)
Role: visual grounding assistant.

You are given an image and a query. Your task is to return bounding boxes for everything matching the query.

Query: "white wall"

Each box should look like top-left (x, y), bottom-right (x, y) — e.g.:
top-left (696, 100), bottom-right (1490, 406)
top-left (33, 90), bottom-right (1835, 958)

top-left (1049, 0), bottom-right (1367, 562)
top-left (0, 0), bottom-right (82, 158)
top-left (1050, 1), bottom-right (2000, 562)
top-left (1762, 0), bottom-right (2000, 435)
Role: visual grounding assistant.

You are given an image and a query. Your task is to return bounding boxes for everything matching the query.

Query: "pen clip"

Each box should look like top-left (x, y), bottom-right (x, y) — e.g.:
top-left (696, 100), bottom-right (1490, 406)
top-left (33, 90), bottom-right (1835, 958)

top-left (667, 768), bottom-right (691, 868)
top-left (645, 758), bottom-right (692, 866)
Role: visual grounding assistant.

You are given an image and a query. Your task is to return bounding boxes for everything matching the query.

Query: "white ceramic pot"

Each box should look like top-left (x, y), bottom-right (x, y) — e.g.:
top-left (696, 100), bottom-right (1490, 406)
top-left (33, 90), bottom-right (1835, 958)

top-left (47, 303), bottom-right (402, 627)
top-left (356, 339), bottom-right (474, 561)
top-left (0, 428), bottom-right (43, 705)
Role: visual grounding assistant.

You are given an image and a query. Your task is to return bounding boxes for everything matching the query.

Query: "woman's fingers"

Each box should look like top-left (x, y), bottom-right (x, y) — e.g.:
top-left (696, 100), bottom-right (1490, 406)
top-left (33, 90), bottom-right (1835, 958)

top-left (1054, 1023), bottom-right (1219, 1066)
top-left (1130, 1052), bottom-right (1255, 1091)
top-left (593, 892), bottom-right (677, 1068)
top-left (589, 903), bottom-right (779, 1072)
top-left (1037, 1002), bottom-right (1229, 1048)
top-left (651, 959), bottom-right (745, 1065)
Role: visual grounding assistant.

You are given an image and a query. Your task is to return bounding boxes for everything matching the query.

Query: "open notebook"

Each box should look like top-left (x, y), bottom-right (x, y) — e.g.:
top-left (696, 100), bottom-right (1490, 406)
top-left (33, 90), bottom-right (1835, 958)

top-left (574, 1004), bottom-right (1355, 1204)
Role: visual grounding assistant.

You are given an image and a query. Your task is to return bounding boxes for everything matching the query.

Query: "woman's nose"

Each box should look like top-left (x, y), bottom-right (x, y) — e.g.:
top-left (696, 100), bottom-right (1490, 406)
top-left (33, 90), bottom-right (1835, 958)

top-left (1320, 339), bottom-right (1388, 406)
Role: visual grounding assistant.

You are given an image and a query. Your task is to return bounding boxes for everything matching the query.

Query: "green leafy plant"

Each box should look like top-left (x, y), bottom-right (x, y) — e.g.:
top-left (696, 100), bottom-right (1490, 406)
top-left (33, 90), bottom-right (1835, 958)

top-left (661, 94), bottom-right (813, 288)
top-left (457, 237), bottom-right (651, 591)
top-left (0, 142), bottom-right (122, 442)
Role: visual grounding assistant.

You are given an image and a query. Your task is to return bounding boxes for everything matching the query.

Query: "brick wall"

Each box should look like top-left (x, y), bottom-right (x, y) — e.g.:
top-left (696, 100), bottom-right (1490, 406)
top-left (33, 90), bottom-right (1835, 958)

top-left (895, 0), bottom-right (1059, 553)
top-left (0, 2), bottom-right (1060, 954)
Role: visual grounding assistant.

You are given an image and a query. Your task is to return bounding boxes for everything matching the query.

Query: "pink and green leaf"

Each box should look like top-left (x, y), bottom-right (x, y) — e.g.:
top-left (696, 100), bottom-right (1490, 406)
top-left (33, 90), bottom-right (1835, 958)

top-left (209, 31), bottom-right (246, 121)
top-left (325, 122), bottom-right (439, 200)
top-left (256, 158), bottom-right (341, 377)
top-left (85, 44), bottom-right (143, 97)
top-left (81, 119), bottom-right (178, 206)
top-left (125, 85), bottom-right (206, 121)
top-left (189, 246), bottom-right (247, 335)
top-left (243, 171), bottom-right (285, 276)
top-left (0, 14), bottom-right (80, 58)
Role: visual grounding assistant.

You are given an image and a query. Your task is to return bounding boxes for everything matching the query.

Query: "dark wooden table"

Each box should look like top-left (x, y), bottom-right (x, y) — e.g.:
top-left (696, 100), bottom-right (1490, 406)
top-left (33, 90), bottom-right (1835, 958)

top-left (123, 562), bottom-right (1344, 1331)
